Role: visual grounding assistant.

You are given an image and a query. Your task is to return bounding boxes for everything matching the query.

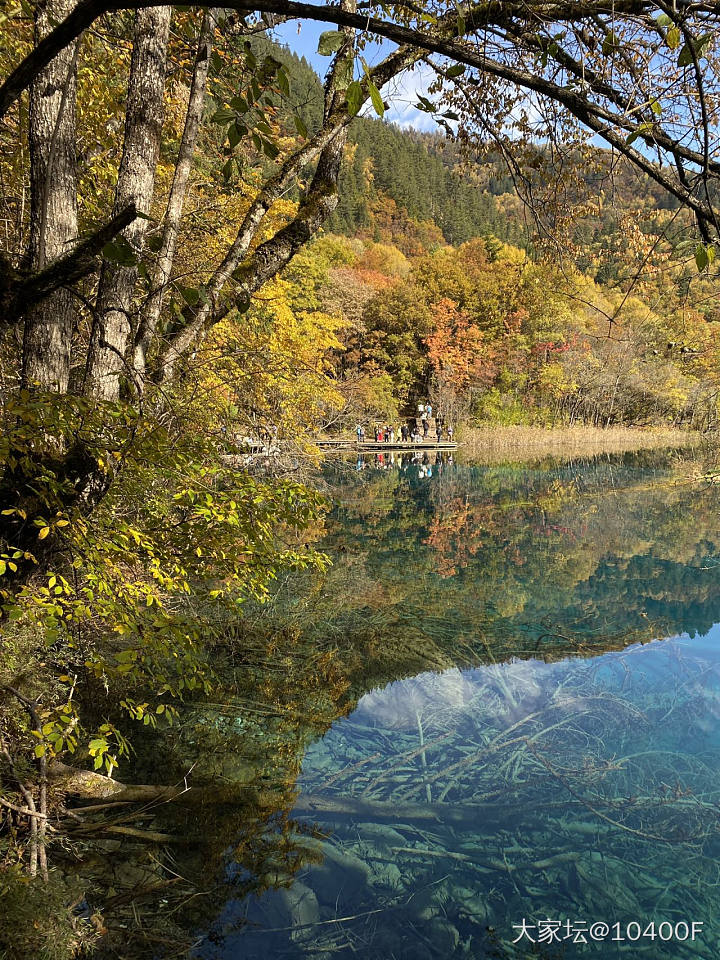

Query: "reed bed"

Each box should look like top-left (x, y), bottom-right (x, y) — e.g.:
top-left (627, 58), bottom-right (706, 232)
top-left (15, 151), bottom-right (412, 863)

top-left (461, 424), bottom-right (699, 461)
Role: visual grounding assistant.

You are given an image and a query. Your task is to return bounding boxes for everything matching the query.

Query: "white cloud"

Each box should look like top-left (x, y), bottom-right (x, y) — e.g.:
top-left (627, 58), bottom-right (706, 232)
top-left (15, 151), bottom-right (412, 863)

top-left (362, 61), bottom-right (440, 132)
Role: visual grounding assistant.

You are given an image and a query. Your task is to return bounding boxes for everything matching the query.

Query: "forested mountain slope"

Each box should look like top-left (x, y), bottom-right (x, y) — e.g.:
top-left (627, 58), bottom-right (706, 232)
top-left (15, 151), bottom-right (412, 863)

top-left (245, 38), bottom-right (719, 429)
top-left (264, 39), bottom-right (695, 288)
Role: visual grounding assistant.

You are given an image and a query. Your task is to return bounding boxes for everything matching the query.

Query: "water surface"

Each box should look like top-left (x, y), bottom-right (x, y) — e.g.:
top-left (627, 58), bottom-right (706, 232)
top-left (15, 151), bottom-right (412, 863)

top-left (200, 449), bottom-right (720, 958)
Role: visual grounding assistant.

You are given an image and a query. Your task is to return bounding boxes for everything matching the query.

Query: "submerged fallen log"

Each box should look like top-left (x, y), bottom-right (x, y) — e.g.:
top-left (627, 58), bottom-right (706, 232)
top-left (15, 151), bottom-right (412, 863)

top-left (292, 793), bottom-right (509, 827)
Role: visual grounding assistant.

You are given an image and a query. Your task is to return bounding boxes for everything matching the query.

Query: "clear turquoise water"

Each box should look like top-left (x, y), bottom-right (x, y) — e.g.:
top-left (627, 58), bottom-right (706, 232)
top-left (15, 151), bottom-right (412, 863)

top-left (201, 450), bottom-right (720, 958)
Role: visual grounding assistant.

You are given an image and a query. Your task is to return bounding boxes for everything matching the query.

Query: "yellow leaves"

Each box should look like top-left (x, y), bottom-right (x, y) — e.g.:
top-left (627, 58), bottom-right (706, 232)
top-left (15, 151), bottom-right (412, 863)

top-left (37, 526), bottom-right (50, 540)
top-left (497, 243), bottom-right (527, 265)
top-left (537, 361), bottom-right (576, 401)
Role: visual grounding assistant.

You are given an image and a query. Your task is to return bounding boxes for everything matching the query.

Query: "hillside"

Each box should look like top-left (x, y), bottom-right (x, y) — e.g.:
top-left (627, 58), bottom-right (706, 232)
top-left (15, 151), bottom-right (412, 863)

top-left (225, 38), bottom-right (720, 429)
top-left (262, 39), bottom-right (699, 291)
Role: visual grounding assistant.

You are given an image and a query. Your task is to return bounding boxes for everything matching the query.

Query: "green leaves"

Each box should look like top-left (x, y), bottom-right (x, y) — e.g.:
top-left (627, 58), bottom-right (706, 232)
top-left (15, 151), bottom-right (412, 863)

top-left (602, 30), bottom-right (619, 56)
top-left (360, 59), bottom-right (384, 117)
top-left (677, 41), bottom-right (693, 66)
top-left (662, 16), bottom-right (713, 65)
top-left (317, 30), bottom-right (346, 56)
top-left (626, 121), bottom-right (654, 146)
top-left (415, 95), bottom-right (437, 113)
top-left (211, 107), bottom-right (235, 124)
top-left (229, 94), bottom-right (249, 114)
top-left (227, 121), bottom-right (245, 149)
top-left (695, 243), bottom-right (716, 272)
top-left (102, 235), bottom-right (137, 267)
top-left (657, 14), bottom-right (680, 49)
top-left (276, 67), bottom-right (290, 97)
top-left (345, 80), bottom-right (363, 116)
top-left (368, 79), bottom-right (385, 117)
top-left (177, 284), bottom-right (201, 307)
top-left (446, 63), bottom-right (465, 79)
top-left (666, 26), bottom-right (681, 50)
top-left (677, 33), bottom-right (712, 68)
top-left (210, 50), bottom-right (291, 165)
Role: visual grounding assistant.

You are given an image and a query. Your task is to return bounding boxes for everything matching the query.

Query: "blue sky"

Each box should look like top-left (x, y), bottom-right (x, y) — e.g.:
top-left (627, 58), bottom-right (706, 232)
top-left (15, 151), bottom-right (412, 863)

top-left (271, 13), bottom-right (657, 155)
top-left (273, 17), bottom-right (438, 131)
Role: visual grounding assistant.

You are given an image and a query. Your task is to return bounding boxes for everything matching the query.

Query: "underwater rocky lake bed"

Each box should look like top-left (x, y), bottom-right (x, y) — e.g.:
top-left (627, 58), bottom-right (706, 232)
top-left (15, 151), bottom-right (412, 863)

top-left (199, 447), bottom-right (720, 959)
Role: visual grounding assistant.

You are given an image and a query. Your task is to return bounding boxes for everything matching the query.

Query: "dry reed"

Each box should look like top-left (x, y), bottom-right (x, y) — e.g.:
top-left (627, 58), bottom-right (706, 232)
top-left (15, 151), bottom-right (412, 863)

top-left (461, 424), bottom-right (699, 461)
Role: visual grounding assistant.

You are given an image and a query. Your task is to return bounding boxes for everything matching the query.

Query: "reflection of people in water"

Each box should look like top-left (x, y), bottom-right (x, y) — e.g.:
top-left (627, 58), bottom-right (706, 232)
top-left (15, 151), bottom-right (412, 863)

top-left (354, 450), bottom-right (453, 475)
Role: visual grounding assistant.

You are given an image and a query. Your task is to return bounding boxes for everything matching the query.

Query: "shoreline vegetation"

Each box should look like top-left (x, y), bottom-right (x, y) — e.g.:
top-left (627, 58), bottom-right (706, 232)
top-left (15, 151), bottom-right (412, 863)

top-left (459, 425), bottom-right (700, 461)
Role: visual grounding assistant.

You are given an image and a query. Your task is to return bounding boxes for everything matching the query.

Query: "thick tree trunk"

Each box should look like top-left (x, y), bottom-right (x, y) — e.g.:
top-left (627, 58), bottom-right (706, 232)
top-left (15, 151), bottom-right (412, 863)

top-left (21, 0), bottom-right (79, 393)
top-left (84, 6), bottom-right (171, 401)
top-left (133, 8), bottom-right (218, 385)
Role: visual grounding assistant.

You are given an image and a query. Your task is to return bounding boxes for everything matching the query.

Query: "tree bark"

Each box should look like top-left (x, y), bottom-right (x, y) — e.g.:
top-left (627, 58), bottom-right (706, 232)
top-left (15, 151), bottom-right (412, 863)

top-left (133, 8), bottom-right (218, 386)
top-left (7, 204), bottom-right (138, 325)
top-left (21, 0), bottom-right (79, 393)
top-left (154, 3), bottom-right (419, 382)
top-left (84, 6), bottom-right (171, 401)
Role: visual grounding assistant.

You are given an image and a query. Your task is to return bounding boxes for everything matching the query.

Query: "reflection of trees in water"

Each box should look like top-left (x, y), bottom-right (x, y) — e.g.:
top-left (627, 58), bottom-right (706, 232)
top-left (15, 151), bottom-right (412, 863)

top-left (102, 453), bottom-right (720, 956)
top-left (83, 628), bottom-right (352, 958)
top-left (319, 452), bottom-right (720, 662)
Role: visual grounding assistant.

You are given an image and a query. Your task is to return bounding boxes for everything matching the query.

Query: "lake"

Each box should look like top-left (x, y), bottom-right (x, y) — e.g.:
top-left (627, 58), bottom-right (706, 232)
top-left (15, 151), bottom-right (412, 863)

top-left (197, 447), bottom-right (720, 959)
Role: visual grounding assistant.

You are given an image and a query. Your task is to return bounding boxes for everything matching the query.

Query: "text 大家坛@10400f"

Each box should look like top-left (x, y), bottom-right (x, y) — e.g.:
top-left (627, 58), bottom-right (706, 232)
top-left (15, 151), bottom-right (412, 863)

top-left (511, 919), bottom-right (704, 945)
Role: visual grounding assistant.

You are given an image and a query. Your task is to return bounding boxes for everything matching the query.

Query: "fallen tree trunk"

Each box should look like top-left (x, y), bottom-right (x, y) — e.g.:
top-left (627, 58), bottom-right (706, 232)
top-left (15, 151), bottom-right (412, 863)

top-left (48, 761), bottom-right (201, 802)
top-left (292, 793), bottom-right (509, 827)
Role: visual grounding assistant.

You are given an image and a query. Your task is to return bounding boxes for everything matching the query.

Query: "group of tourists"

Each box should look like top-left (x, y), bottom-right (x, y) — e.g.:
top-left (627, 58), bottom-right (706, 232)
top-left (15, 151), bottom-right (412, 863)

top-left (355, 403), bottom-right (454, 445)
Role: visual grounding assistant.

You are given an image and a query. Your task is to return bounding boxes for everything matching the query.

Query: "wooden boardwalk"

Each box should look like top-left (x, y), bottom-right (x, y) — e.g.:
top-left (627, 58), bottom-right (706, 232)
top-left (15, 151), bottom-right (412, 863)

top-left (317, 439), bottom-right (457, 451)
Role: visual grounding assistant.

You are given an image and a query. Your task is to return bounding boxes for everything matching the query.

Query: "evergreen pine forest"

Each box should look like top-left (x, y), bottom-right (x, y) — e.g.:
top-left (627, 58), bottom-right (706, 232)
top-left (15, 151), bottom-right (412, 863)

top-left (2, 2), bottom-right (720, 956)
